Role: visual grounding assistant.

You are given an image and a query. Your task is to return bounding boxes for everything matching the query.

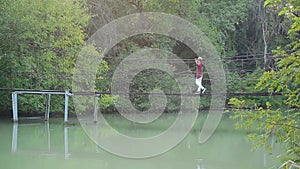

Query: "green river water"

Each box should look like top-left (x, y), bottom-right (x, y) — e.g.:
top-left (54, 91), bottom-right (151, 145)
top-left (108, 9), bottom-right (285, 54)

top-left (0, 113), bottom-right (280, 169)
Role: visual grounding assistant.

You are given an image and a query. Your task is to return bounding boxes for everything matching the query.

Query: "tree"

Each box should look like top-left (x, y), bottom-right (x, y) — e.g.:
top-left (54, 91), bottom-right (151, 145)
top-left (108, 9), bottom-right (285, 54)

top-left (85, 0), bottom-right (255, 111)
top-left (0, 0), bottom-right (90, 113)
top-left (230, 0), bottom-right (300, 167)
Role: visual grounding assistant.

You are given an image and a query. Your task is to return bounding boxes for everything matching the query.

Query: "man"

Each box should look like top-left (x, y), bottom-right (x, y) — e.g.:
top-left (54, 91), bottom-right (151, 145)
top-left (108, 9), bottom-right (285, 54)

top-left (195, 57), bottom-right (206, 94)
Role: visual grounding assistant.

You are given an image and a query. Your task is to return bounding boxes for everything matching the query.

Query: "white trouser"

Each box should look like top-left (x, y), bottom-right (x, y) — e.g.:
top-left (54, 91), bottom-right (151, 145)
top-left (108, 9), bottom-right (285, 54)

top-left (195, 77), bottom-right (205, 92)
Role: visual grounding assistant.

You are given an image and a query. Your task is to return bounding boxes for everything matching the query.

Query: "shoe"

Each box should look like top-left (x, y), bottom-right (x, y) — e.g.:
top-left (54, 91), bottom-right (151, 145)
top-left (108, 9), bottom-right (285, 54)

top-left (201, 88), bottom-right (206, 94)
top-left (195, 91), bottom-right (201, 94)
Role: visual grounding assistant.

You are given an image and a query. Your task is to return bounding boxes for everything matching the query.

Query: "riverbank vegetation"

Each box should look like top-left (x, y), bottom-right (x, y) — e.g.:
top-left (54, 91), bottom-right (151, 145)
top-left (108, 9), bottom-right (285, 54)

top-left (230, 0), bottom-right (299, 167)
top-left (0, 0), bottom-right (293, 113)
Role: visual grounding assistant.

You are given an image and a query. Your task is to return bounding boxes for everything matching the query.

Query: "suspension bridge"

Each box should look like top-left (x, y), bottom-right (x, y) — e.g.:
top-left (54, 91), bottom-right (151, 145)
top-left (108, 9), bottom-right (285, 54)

top-left (0, 53), bottom-right (282, 123)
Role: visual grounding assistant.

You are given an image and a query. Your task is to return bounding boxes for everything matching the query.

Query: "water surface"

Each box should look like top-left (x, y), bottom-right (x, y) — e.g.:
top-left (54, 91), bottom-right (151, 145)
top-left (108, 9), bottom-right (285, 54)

top-left (0, 113), bottom-right (280, 169)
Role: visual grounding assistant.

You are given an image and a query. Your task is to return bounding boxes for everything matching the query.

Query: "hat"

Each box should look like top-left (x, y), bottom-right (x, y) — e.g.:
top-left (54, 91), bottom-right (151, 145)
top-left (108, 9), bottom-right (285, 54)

top-left (197, 57), bottom-right (203, 60)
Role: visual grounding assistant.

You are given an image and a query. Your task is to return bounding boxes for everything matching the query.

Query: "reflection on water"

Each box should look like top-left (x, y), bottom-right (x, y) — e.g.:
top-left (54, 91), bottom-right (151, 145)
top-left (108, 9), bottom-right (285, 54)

top-left (64, 126), bottom-right (70, 159)
top-left (1, 115), bottom-right (280, 169)
top-left (11, 122), bottom-right (97, 160)
top-left (196, 159), bottom-right (204, 169)
top-left (11, 123), bottom-right (17, 153)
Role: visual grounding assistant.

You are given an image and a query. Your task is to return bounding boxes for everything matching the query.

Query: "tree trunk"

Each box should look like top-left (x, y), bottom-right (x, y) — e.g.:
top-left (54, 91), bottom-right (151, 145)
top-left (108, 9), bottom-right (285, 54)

top-left (259, 0), bottom-right (269, 70)
top-left (262, 20), bottom-right (268, 70)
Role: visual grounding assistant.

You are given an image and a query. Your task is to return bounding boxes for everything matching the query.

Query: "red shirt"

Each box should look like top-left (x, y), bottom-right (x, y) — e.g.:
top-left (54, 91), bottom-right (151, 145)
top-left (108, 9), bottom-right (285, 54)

top-left (196, 62), bottom-right (204, 79)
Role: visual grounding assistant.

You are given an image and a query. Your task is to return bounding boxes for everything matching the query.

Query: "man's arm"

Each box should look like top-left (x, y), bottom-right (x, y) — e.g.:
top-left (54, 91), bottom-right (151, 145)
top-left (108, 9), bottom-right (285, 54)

top-left (195, 60), bottom-right (202, 66)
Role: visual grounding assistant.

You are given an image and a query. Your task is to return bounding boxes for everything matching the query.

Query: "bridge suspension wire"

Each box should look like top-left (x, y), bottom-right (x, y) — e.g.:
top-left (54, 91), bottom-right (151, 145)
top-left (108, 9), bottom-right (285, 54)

top-left (103, 52), bottom-right (275, 61)
top-left (0, 52), bottom-right (272, 75)
top-left (0, 52), bottom-right (278, 97)
top-left (1, 88), bottom-right (283, 98)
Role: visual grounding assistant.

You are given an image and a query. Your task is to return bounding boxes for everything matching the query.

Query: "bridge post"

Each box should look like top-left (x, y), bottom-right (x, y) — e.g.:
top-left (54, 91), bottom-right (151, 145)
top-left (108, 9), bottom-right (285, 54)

top-left (93, 94), bottom-right (100, 122)
top-left (12, 92), bottom-right (18, 122)
top-left (45, 94), bottom-right (51, 121)
top-left (64, 90), bottom-right (70, 123)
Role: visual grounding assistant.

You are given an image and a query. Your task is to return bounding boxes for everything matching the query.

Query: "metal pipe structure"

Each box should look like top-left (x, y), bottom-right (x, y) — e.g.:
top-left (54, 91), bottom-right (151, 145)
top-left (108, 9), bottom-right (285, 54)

top-left (93, 94), bottom-right (100, 123)
top-left (11, 90), bottom-right (78, 123)
top-left (45, 94), bottom-right (51, 121)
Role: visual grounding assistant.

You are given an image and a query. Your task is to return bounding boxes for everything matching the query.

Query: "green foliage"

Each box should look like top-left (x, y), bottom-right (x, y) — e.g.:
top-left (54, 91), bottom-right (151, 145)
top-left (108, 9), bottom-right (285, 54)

top-left (128, 69), bottom-right (181, 112)
top-left (73, 44), bottom-right (115, 113)
top-left (89, 0), bottom-right (252, 56)
top-left (0, 0), bottom-right (294, 120)
top-left (0, 0), bottom-right (90, 113)
top-left (257, 51), bottom-right (300, 108)
top-left (87, 0), bottom-right (253, 112)
top-left (230, 0), bottom-right (300, 166)
top-left (259, 0), bottom-right (300, 110)
top-left (227, 68), bottom-right (286, 108)
top-left (230, 99), bottom-right (300, 163)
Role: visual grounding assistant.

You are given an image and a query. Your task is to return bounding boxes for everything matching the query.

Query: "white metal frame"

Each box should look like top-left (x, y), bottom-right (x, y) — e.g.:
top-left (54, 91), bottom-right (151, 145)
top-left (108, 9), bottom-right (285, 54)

top-left (11, 90), bottom-right (100, 123)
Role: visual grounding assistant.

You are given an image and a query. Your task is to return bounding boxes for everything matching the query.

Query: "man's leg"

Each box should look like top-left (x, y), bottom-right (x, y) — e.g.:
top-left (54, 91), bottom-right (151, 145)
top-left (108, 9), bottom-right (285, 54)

top-left (198, 77), bottom-right (206, 93)
top-left (195, 78), bottom-right (202, 92)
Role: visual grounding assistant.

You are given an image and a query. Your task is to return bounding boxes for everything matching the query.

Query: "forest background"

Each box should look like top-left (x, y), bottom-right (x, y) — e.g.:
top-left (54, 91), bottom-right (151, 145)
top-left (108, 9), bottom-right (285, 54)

top-left (0, 0), bottom-right (293, 113)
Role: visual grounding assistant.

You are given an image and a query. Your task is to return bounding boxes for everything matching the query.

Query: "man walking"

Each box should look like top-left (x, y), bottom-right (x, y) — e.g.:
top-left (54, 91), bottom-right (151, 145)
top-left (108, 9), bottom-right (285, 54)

top-left (195, 57), bottom-right (206, 94)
